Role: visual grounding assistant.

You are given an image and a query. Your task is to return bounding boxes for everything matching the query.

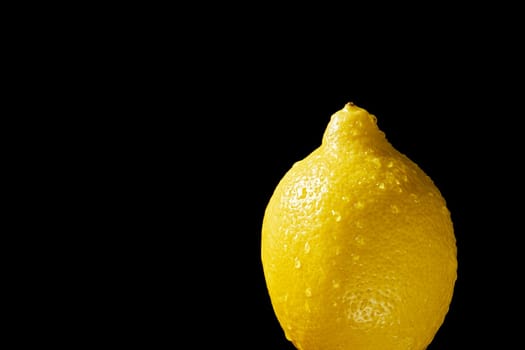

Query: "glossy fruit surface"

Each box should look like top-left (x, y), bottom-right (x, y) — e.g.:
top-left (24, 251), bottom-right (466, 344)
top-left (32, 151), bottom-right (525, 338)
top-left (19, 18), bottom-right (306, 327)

top-left (261, 103), bottom-right (457, 350)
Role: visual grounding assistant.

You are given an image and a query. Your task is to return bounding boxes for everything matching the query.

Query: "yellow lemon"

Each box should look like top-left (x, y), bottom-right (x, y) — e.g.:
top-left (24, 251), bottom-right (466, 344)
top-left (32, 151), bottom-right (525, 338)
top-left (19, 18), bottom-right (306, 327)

top-left (261, 103), bottom-right (457, 350)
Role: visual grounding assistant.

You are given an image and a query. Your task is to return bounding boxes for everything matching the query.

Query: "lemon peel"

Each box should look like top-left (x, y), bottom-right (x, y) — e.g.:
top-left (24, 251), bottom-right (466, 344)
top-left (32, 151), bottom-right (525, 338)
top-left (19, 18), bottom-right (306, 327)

top-left (261, 102), bottom-right (457, 350)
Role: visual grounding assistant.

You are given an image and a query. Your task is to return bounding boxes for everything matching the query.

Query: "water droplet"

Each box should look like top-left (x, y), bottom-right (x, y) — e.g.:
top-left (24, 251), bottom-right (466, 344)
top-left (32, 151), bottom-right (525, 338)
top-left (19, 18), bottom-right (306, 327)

top-left (355, 220), bottom-right (364, 229)
top-left (355, 235), bottom-right (365, 246)
top-left (335, 246), bottom-right (342, 255)
top-left (386, 160), bottom-right (394, 168)
top-left (294, 257), bottom-right (301, 269)
top-left (278, 293), bottom-right (289, 303)
top-left (331, 209), bottom-right (341, 222)
top-left (354, 201), bottom-right (365, 209)
top-left (304, 241), bottom-right (310, 254)
top-left (390, 204), bottom-right (399, 214)
top-left (352, 254), bottom-right (360, 261)
top-left (378, 182), bottom-right (385, 190)
top-left (341, 195), bottom-right (350, 202)
top-left (283, 243), bottom-right (288, 252)
top-left (410, 193), bottom-right (420, 203)
top-left (298, 187), bottom-right (307, 199)
top-left (332, 279), bottom-right (340, 288)
top-left (285, 332), bottom-right (293, 341)
top-left (305, 288), bottom-right (312, 297)
top-left (371, 157), bottom-right (381, 168)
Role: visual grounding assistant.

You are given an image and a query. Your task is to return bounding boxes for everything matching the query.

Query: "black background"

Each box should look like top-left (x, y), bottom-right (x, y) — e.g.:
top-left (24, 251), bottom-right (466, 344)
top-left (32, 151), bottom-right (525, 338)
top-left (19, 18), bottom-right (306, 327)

top-left (19, 7), bottom-right (523, 348)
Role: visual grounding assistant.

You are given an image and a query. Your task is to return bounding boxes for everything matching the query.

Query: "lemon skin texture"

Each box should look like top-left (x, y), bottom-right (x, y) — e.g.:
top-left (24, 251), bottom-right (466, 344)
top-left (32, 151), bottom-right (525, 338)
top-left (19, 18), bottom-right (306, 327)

top-left (261, 103), bottom-right (457, 350)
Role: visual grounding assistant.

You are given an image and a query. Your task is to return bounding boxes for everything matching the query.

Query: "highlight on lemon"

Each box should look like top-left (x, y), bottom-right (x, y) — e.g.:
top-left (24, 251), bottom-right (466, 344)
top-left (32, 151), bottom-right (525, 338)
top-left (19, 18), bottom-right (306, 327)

top-left (261, 102), bottom-right (457, 350)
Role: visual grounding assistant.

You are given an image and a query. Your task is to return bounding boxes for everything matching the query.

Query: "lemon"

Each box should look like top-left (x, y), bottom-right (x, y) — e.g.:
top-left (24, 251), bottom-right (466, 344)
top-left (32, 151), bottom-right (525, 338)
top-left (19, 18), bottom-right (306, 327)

top-left (261, 103), bottom-right (457, 350)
